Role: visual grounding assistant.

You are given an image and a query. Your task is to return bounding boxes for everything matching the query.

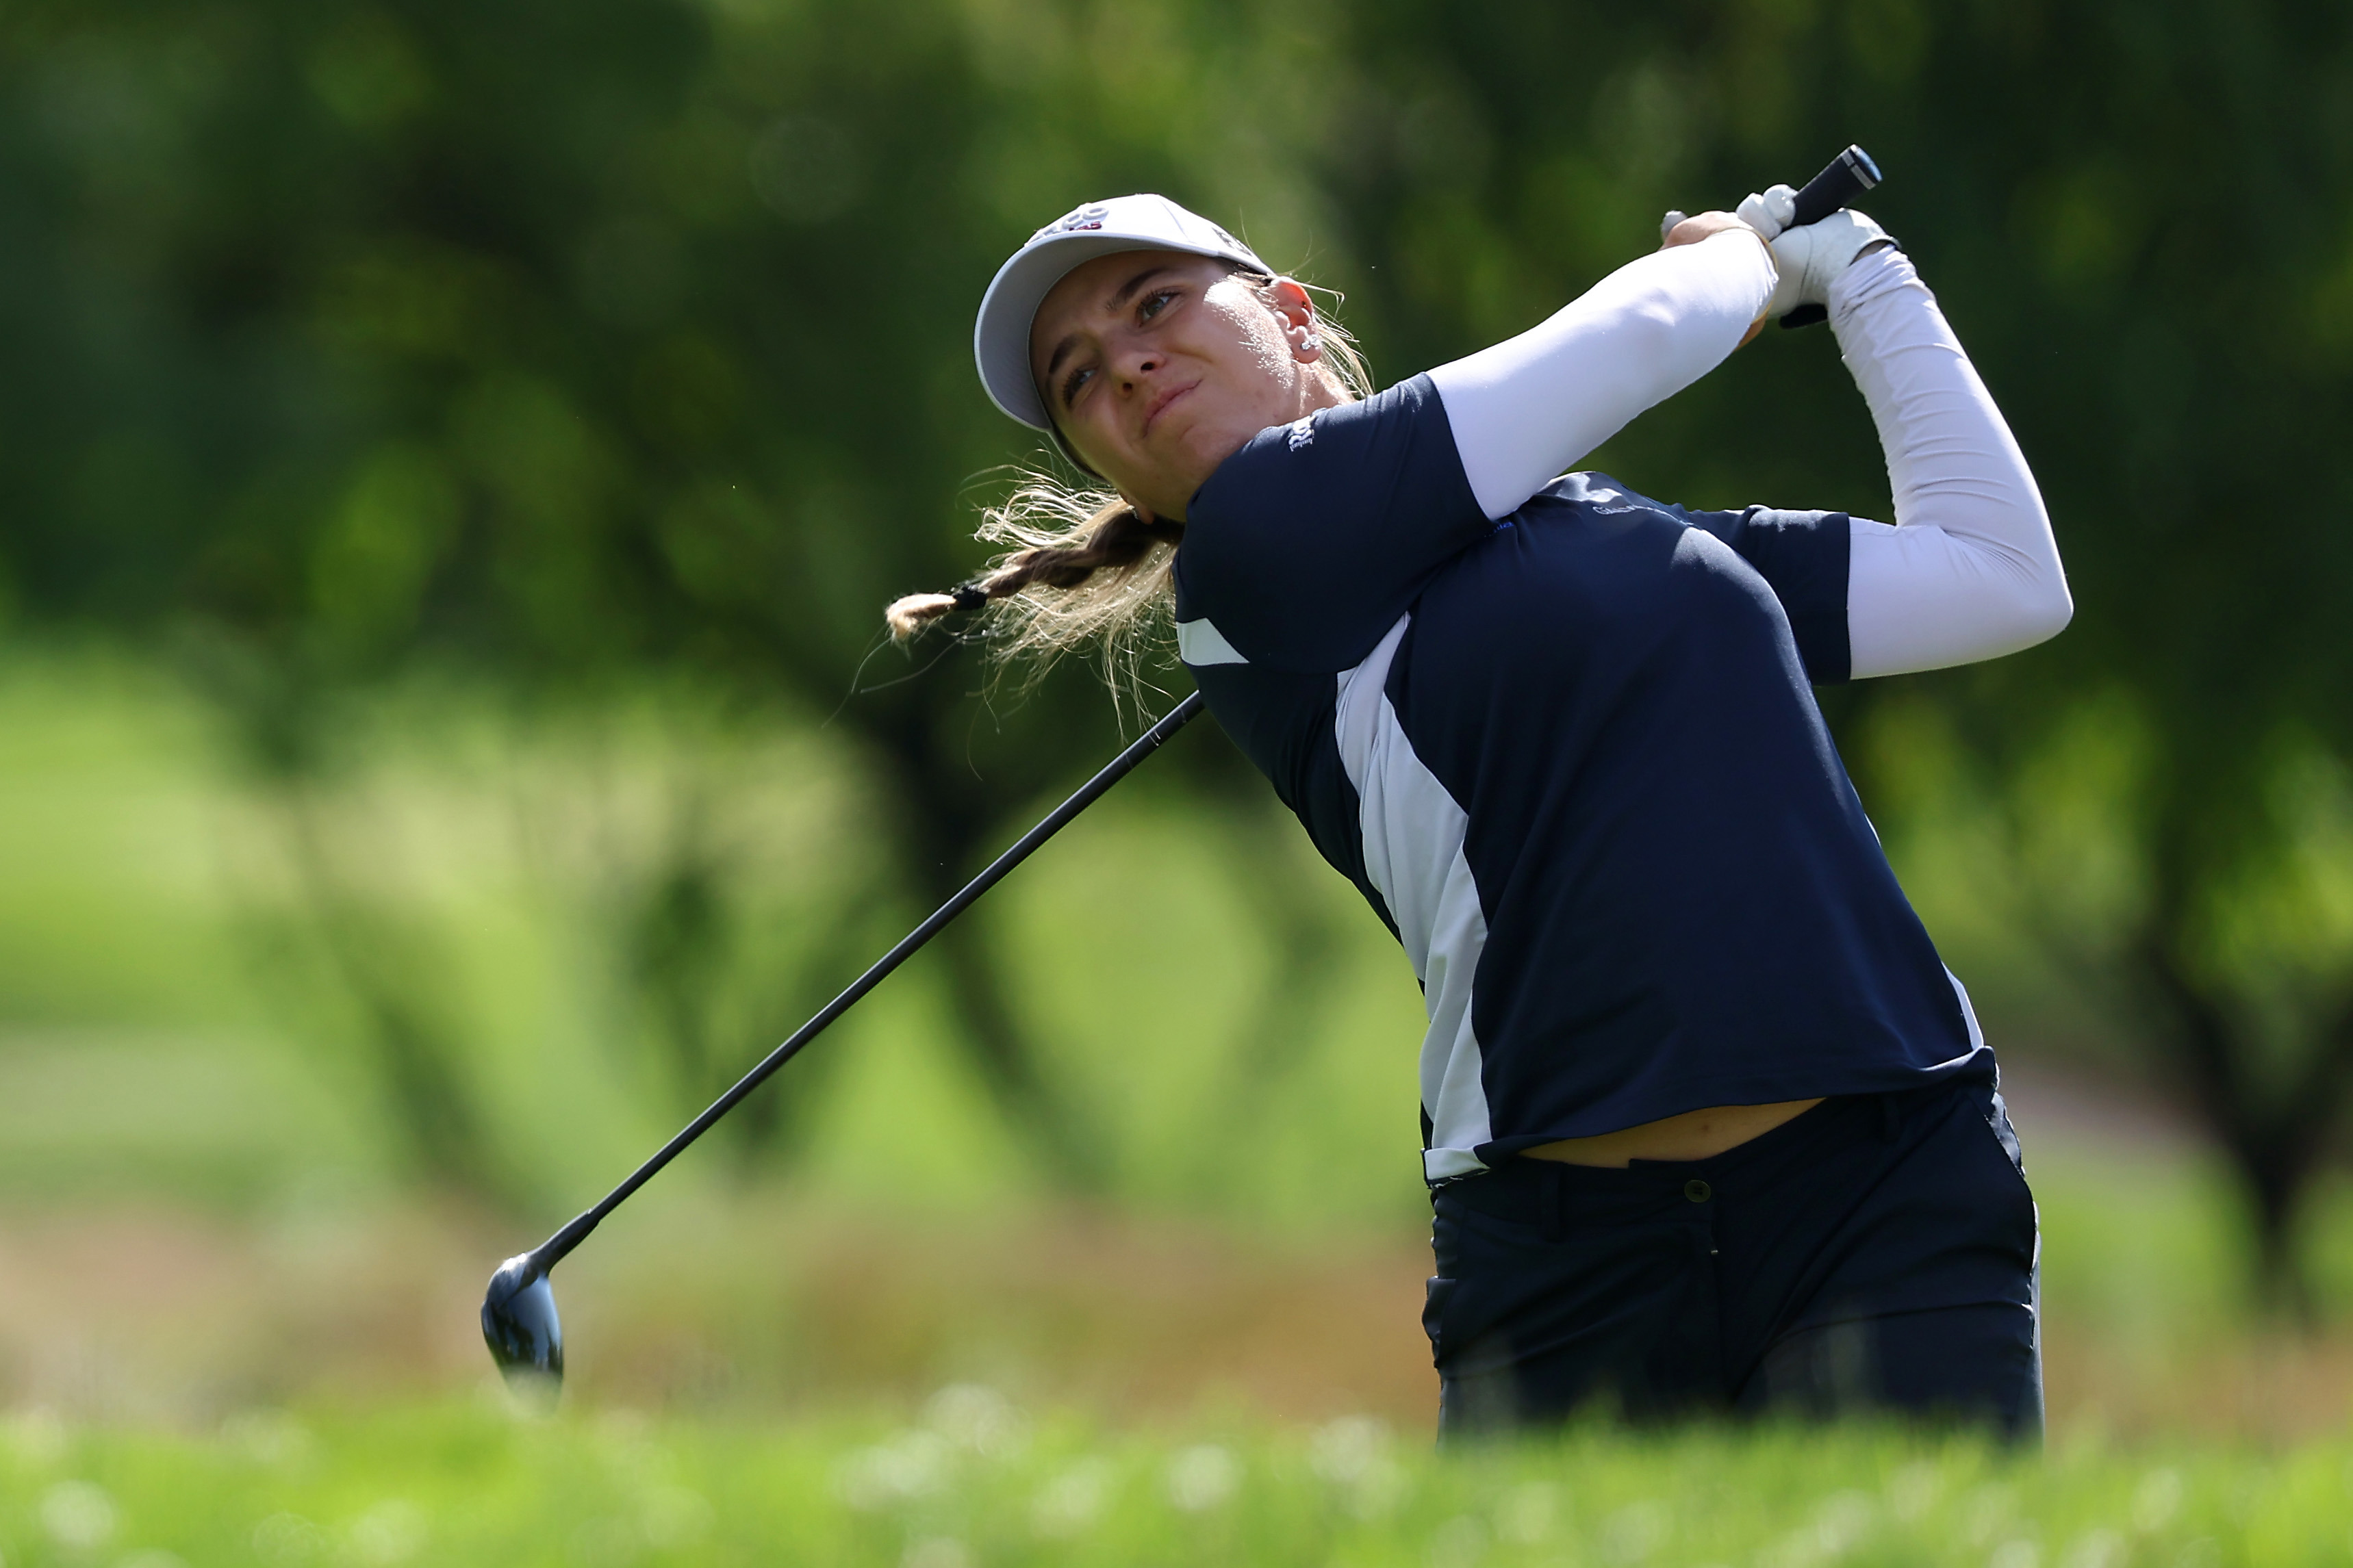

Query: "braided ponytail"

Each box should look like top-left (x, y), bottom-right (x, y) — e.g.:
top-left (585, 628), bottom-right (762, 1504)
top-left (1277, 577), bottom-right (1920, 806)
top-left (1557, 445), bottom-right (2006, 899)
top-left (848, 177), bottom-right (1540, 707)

top-left (884, 485), bottom-right (1187, 688)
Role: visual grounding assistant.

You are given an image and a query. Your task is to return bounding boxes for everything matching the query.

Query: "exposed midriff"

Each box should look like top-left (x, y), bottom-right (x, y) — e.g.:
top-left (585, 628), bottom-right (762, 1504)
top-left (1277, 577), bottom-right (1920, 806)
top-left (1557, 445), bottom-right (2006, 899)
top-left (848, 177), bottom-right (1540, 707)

top-left (1521, 1098), bottom-right (1824, 1168)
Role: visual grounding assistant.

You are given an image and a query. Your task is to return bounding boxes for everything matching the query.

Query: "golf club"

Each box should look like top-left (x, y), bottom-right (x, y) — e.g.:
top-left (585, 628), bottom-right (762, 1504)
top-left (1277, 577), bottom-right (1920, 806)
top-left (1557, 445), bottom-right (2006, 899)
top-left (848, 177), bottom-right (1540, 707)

top-left (482, 690), bottom-right (1206, 1390)
top-left (1779, 144), bottom-right (1884, 329)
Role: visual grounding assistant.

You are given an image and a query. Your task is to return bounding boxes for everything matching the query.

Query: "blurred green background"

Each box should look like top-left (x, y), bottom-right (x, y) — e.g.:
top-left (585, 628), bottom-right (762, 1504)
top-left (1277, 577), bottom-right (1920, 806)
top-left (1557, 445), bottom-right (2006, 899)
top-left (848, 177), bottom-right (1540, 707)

top-left (3, 0), bottom-right (2353, 1453)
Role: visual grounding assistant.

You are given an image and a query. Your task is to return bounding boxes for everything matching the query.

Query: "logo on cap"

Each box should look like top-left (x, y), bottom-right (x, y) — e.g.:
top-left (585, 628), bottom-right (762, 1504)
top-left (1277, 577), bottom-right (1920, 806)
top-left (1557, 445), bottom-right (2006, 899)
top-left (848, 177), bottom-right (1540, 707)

top-left (1036, 203), bottom-right (1110, 240)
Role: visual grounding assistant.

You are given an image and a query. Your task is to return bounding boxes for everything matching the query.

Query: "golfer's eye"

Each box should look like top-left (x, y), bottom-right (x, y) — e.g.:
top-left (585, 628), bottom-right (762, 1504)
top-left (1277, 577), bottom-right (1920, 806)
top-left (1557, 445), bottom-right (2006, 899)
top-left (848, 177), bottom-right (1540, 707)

top-left (1137, 289), bottom-right (1177, 323)
top-left (1061, 364), bottom-right (1093, 408)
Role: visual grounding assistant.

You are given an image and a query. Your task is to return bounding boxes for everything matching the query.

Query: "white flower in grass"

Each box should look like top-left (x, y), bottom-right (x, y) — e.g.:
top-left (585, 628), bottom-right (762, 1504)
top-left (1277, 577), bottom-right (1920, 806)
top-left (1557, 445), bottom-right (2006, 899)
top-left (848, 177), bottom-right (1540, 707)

top-left (2063, 1530), bottom-right (2126, 1568)
top-left (639, 1485), bottom-right (713, 1549)
top-left (2132, 1469), bottom-right (2184, 1533)
top-left (346, 1500), bottom-right (429, 1565)
top-left (1988, 1541), bottom-right (2039, 1568)
top-left (1493, 1481), bottom-right (1559, 1544)
top-left (1165, 1443), bottom-right (1240, 1513)
top-left (566, 1516), bottom-right (640, 1568)
top-left (1761, 1495), bottom-right (1866, 1568)
top-left (1962, 1485), bottom-right (2018, 1547)
top-left (1887, 1461), bottom-right (1946, 1524)
top-left (1031, 1458), bottom-right (1115, 1537)
top-left (41, 1481), bottom-right (118, 1550)
top-left (926, 1384), bottom-right (1027, 1458)
top-left (1426, 1513), bottom-right (1488, 1568)
top-left (902, 1539), bottom-right (971, 1568)
top-left (1308, 1415), bottom-right (1389, 1485)
top-left (251, 1512), bottom-right (326, 1565)
top-left (1601, 1500), bottom-right (1665, 1563)
top-left (837, 1430), bottom-right (952, 1511)
top-left (1308, 1415), bottom-right (1403, 1519)
top-left (222, 1411), bottom-right (319, 1471)
top-left (1813, 1490), bottom-right (1877, 1555)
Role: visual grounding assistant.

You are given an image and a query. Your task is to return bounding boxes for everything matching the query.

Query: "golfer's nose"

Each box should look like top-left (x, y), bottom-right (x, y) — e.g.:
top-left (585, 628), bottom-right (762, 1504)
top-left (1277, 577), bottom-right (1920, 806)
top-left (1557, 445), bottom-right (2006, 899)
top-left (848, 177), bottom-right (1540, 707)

top-left (1110, 338), bottom-right (1160, 385)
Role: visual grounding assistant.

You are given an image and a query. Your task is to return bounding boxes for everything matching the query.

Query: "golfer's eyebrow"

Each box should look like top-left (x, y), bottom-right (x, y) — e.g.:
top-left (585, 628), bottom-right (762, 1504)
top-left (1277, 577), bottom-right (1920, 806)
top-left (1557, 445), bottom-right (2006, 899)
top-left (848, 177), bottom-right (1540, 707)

top-left (1107, 263), bottom-right (1180, 312)
top-left (1043, 266), bottom-right (1186, 387)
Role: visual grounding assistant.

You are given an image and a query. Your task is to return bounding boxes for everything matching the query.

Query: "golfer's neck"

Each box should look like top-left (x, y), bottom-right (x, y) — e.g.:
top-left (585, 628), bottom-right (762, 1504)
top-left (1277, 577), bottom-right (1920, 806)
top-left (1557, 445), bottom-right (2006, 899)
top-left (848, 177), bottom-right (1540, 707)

top-left (1523, 1099), bottom-right (1824, 1168)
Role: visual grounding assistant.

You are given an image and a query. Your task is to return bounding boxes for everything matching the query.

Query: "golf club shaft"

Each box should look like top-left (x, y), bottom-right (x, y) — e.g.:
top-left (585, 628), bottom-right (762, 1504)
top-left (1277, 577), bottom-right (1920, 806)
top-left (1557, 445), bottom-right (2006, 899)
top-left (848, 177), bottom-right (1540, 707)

top-left (526, 690), bottom-right (1208, 1273)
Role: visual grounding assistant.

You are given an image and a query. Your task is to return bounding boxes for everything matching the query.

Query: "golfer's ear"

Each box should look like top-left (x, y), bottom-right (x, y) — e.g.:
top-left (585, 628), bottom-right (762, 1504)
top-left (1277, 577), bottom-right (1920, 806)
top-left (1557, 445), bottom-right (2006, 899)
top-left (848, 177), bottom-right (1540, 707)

top-left (1264, 277), bottom-right (1316, 333)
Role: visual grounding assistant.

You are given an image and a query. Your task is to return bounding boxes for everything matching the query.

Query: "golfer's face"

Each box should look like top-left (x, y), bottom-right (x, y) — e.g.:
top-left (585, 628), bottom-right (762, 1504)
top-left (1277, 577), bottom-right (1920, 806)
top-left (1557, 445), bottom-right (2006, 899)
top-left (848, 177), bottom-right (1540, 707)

top-left (1030, 250), bottom-right (1303, 522)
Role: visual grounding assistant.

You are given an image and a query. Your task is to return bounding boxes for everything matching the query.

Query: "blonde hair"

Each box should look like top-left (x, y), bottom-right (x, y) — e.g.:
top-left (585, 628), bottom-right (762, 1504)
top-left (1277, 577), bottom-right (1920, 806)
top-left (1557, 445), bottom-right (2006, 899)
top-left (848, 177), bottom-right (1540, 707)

top-left (885, 270), bottom-right (1371, 687)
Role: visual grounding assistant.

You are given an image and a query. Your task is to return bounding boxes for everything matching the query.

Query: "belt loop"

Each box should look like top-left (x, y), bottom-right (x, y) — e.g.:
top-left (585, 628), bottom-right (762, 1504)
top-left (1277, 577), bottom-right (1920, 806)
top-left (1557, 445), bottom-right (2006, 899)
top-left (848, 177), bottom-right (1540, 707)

top-left (1880, 1092), bottom-right (1900, 1144)
top-left (1542, 1164), bottom-right (1564, 1244)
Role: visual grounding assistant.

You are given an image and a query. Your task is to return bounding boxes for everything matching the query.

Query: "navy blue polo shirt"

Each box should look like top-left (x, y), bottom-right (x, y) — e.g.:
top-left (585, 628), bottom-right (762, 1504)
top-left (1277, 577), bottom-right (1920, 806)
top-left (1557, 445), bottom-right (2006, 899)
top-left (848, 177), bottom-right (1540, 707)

top-left (1171, 374), bottom-right (1989, 1183)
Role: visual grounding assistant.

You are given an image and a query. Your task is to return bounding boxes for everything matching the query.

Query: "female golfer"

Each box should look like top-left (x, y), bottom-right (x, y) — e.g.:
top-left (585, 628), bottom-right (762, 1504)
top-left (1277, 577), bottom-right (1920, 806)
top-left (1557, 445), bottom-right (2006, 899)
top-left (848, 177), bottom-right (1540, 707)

top-left (891, 189), bottom-right (2069, 1437)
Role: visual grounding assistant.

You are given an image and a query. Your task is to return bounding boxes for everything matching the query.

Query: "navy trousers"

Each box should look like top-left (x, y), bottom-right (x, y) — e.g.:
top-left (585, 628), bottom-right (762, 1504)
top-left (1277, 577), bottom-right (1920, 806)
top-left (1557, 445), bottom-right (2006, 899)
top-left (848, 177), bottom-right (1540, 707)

top-left (1425, 1081), bottom-right (2042, 1439)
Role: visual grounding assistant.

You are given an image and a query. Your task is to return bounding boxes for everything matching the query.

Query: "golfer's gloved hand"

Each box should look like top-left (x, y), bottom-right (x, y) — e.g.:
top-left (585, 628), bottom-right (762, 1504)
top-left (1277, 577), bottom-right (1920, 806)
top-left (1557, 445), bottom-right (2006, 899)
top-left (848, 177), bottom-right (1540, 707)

top-left (1764, 208), bottom-right (1896, 318)
top-left (1734, 183), bottom-right (1800, 240)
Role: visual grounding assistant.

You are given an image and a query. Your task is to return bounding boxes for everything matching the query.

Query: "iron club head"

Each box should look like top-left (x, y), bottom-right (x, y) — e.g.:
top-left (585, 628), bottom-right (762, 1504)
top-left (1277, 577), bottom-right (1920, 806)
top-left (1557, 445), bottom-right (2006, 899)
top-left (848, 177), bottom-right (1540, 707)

top-left (481, 1252), bottom-right (563, 1393)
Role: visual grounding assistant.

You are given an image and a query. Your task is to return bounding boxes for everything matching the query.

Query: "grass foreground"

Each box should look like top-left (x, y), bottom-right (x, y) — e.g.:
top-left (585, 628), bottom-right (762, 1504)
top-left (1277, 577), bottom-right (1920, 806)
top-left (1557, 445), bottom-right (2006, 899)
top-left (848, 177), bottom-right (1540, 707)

top-left (1, 1395), bottom-right (2349, 1567)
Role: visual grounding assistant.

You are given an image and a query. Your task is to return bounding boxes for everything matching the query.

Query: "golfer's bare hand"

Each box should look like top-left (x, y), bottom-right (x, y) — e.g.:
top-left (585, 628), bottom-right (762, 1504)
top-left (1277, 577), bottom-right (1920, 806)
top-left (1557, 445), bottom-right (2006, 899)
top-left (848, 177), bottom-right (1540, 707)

top-left (1659, 210), bottom-right (1756, 249)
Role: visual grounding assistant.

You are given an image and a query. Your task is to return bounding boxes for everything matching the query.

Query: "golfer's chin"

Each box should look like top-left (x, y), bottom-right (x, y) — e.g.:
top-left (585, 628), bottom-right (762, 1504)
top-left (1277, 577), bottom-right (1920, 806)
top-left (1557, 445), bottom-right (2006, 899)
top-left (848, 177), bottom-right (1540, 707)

top-left (1136, 424), bottom-right (1258, 517)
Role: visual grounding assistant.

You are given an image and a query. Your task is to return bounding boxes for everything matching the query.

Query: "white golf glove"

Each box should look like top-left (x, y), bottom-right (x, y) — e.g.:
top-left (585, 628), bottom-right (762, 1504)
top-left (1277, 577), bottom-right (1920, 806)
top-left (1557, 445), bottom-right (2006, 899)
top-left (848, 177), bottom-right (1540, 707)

top-left (1734, 183), bottom-right (1799, 240)
top-left (1764, 208), bottom-right (1895, 318)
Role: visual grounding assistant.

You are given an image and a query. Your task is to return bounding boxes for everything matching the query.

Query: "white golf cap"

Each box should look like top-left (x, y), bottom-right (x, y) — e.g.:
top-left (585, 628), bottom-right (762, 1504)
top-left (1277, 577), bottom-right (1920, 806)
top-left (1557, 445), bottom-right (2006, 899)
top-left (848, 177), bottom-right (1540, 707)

top-left (974, 194), bottom-right (1272, 432)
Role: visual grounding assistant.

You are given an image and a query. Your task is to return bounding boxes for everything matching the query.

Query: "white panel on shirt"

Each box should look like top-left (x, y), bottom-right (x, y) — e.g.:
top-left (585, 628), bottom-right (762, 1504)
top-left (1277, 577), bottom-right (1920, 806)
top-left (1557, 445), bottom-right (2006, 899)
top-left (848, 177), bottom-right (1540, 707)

top-left (1176, 617), bottom-right (1249, 666)
top-left (1334, 614), bottom-right (1494, 1182)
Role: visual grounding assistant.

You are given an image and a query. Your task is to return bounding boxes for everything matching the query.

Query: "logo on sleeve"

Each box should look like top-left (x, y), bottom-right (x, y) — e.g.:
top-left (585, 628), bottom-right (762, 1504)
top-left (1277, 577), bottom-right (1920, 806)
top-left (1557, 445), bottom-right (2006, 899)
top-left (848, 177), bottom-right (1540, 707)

top-left (1286, 416), bottom-right (1314, 452)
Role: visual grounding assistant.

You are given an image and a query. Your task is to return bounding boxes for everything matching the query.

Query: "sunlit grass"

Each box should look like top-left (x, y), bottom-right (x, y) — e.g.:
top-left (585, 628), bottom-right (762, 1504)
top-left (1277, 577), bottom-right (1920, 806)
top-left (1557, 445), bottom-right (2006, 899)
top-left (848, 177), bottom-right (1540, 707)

top-left (1, 1396), bottom-right (2348, 1567)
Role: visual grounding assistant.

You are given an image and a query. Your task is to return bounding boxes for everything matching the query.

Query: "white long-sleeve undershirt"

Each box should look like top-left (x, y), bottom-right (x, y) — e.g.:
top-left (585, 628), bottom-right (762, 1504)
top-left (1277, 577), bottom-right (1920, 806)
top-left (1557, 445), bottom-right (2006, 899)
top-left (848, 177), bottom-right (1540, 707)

top-left (1831, 248), bottom-right (2072, 678)
top-left (1422, 231), bottom-right (2070, 681)
top-left (1427, 229), bottom-right (1776, 520)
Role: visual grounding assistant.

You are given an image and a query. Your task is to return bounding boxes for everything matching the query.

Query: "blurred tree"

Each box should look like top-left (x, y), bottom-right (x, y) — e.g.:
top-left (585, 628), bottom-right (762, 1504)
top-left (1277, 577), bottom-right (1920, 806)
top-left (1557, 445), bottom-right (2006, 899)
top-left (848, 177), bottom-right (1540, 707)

top-left (0, 0), bottom-right (1358, 1197)
top-left (5, 0), bottom-right (2353, 1296)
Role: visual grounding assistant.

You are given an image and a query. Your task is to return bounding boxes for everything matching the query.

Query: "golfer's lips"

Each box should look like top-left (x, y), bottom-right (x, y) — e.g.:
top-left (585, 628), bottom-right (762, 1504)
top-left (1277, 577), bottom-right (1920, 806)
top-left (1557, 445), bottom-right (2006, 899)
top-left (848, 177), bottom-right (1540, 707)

top-left (1141, 379), bottom-right (1198, 437)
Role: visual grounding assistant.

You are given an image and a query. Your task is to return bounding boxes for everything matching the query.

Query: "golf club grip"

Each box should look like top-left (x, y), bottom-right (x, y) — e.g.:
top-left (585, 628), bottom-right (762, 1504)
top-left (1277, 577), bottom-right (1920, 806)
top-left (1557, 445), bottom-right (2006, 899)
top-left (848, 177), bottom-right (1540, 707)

top-left (531, 691), bottom-right (1208, 1268)
top-left (1788, 144), bottom-right (1881, 229)
top-left (1780, 144), bottom-right (1883, 329)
